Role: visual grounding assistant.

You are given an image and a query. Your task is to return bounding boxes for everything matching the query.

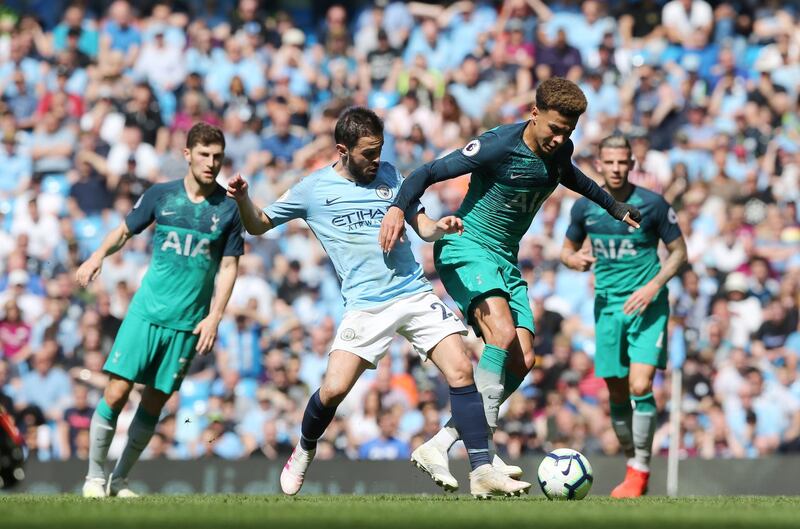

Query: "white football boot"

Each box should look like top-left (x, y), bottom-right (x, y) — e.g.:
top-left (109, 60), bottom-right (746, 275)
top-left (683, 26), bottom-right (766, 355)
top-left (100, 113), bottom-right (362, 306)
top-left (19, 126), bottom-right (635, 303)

top-left (107, 473), bottom-right (140, 498)
top-left (280, 445), bottom-right (315, 495)
top-left (492, 453), bottom-right (524, 479)
top-left (82, 477), bottom-right (107, 498)
top-left (410, 441), bottom-right (459, 492)
top-left (469, 464), bottom-right (531, 499)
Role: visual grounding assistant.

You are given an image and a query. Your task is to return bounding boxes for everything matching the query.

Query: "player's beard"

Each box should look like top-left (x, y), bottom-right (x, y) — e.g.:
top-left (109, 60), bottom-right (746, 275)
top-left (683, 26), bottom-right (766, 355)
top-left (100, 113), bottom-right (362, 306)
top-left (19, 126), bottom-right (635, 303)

top-left (192, 165), bottom-right (219, 188)
top-left (346, 156), bottom-right (377, 184)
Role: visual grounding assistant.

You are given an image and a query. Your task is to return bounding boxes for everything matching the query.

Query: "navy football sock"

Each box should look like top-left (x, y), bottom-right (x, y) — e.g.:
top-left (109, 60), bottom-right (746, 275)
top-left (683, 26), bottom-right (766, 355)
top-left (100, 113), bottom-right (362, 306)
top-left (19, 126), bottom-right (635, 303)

top-left (449, 384), bottom-right (491, 470)
top-left (300, 389), bottom-right (337, 451)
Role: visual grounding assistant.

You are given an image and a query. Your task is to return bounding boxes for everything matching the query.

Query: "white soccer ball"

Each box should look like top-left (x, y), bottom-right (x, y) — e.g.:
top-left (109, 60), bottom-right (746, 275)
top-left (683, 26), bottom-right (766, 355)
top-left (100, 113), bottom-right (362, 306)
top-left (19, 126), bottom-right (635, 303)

top-left (536, 448), bottom-right (593, 500)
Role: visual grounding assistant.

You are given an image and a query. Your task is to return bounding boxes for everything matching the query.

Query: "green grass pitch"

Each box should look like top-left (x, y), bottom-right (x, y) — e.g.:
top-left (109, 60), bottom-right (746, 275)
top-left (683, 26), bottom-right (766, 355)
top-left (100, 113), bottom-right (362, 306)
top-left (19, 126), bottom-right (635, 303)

top-left (2, 494), bottom-right (799, 528)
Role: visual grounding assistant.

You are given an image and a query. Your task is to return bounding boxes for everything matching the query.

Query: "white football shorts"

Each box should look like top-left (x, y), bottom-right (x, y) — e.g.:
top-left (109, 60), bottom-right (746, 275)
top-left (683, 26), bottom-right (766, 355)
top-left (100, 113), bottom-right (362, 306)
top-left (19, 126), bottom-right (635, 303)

top-left (330, 291), bottom-right (468, 367)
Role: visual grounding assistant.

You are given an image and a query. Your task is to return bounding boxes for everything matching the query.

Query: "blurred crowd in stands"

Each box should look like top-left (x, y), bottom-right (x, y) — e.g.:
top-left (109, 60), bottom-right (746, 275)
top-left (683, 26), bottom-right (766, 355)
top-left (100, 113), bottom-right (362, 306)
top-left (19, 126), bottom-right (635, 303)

top-left (0, 0), bottom-right (799, 464)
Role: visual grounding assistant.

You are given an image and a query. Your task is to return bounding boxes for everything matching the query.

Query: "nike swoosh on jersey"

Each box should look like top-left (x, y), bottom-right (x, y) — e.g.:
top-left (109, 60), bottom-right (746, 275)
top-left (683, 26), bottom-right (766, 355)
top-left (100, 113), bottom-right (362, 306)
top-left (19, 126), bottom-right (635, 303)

top-left (161, 210), bottom-right (177, 216)
top-left (325, 197), bottom-right (343, 205)
top-left (509, 174), bottom-right (524, 179)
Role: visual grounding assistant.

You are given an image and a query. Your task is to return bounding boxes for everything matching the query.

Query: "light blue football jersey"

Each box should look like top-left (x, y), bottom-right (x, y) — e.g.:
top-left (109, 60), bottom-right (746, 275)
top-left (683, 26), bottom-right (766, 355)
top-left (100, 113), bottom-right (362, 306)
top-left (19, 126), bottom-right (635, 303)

top-left (263, 162), bottom-right (431, 310)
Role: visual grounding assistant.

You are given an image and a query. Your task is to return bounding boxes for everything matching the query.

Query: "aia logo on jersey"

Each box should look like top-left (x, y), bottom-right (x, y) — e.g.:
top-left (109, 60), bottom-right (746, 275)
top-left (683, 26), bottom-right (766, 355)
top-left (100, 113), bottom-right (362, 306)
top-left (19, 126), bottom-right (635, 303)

top-left (376, 184), bottom-right (392, 199)
top-left (162, 231), bottom-right (211, 258)
top-left (462, 139), bottom-right (481, 157)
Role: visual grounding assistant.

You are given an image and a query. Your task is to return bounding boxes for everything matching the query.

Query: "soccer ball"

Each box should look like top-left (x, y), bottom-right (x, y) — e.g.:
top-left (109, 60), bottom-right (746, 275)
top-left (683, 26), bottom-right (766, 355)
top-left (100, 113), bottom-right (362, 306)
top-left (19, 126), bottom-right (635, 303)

top-left (536, 448), bottom-right (593, 500)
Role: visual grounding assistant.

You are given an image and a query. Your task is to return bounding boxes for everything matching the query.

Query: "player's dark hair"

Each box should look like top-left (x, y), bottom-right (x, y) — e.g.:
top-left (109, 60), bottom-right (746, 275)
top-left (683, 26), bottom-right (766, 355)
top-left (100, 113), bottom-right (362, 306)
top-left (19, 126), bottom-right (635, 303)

top-left (334, 106), bottom-right (384, 149)
top-left (598, 134), bottom-right (632, 156)
top-left (535, 77), bottom-right (588, 118)
top-left (186, 122), bottom-right (225, 150)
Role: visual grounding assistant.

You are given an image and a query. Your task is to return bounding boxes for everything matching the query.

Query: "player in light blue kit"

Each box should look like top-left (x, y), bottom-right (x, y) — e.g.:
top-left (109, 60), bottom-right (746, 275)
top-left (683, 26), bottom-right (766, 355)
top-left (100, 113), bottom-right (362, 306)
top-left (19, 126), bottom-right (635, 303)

top-left (227, 107), bottom-right (530, 498)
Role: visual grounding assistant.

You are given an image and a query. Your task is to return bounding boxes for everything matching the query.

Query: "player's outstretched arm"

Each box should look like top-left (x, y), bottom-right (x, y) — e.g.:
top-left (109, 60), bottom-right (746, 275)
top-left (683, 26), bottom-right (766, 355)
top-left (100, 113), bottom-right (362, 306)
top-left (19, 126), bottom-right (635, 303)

top-left (408, 210), bottom-right (464, 242)
top-left (560, 162), bottom-right (642, 229)
top-left (194, 255), bottom-right (239, 355)
top-left (380, 132), bottom-right (500, 252)
top-left (227, 173), bottom-right (273, 235)
top-left (75, 222), bottom-right (133, 287)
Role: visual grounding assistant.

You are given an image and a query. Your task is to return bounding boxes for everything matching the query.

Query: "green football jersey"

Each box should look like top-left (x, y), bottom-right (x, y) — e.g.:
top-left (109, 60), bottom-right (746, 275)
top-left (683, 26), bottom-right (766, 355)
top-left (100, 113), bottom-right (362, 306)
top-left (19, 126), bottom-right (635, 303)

top-left (566, 185), bottom-right (682, 297)
top-left (440, 122), bottom-right (564, 258)
top-left (409, 121), bottom-right (622, 262)
top-left (124, 180), bottom-right (244, 331)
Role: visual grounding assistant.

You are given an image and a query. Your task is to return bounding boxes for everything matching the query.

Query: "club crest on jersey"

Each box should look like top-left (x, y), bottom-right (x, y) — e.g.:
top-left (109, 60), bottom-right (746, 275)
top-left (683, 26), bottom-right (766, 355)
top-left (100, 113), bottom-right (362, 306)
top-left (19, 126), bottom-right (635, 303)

top-left (376, 184), bottom-right (392, 199)
top-left (462, 139), bottom-right (481, 157)
top-left (210, 214), bottom-right (220, 233)
top-left (668, 207), bottom-right (678, 224)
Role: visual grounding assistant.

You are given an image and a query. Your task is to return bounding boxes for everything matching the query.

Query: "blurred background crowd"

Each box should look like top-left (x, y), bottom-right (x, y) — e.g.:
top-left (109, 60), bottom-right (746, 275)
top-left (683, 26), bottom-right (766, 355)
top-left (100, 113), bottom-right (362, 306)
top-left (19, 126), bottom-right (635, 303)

top-left (0, 0), bottom-right (799, 465)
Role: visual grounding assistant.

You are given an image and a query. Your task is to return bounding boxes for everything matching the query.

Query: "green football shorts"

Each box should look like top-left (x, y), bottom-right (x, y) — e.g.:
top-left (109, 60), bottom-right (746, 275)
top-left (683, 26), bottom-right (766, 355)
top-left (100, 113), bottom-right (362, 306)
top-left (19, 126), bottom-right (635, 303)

top-left (593, 289), bottom-right (669, 379)
top-left (104, 312), bottom-right (199, 394)
top-left (433, 235), bottom-right (535, 336)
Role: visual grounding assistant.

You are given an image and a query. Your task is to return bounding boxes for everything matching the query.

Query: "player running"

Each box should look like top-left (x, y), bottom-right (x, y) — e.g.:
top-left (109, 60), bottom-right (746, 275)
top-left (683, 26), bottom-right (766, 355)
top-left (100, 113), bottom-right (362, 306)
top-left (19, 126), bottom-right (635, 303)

top-left (378, 78), bottom-right (642, 489)
top-left (76, 123), bottom-right (243, 497)
top-left (228, 107), bottom-right (530, 499)
top-left (561, 134), bottom-right (687, 497)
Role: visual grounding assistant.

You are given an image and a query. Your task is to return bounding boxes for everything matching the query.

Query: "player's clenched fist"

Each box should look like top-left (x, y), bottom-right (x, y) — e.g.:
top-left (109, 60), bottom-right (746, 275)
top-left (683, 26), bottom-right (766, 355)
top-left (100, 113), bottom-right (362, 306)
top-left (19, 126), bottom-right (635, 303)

top-left (379, 205), bottom-right (406, 252)
top-left (226, 173), bottom-right (249, 202)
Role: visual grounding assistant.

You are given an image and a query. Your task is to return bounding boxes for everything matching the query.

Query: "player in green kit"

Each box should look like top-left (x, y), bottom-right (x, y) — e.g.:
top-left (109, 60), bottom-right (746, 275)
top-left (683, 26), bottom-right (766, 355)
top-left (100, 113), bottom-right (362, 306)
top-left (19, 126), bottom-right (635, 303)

top-left (561, 134), bottom-right (687, 497)
top-left (76, 123), bottom-right (243, 497)
top-left (379, 78), bottom-right (642, 490)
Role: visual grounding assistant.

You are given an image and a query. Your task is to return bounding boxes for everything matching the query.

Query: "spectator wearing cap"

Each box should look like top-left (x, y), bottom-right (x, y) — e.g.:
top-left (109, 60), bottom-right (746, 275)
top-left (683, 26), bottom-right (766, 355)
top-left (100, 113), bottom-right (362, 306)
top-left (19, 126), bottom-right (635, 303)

top-left (359, 29), bottom-right (402, 92)
top-left (724, 272), bottom-right (763, 349)
top-left (37, 65), bottom-right (85, 120)
top-left (52, 5), bottom-right (99, 59)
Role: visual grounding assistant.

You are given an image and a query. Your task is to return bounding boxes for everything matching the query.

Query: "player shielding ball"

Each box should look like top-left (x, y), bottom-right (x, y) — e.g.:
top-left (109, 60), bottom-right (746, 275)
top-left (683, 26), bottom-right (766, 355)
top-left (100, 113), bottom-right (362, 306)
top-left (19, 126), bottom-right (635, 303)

top-left (561, 134), bottom-right (687, 497)
top-left (379, 78), bottom-right (642, 489)
top-left (228, 107), bottom-right (530, 498)
top-left (76, 123), bottom-right (244, 497)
